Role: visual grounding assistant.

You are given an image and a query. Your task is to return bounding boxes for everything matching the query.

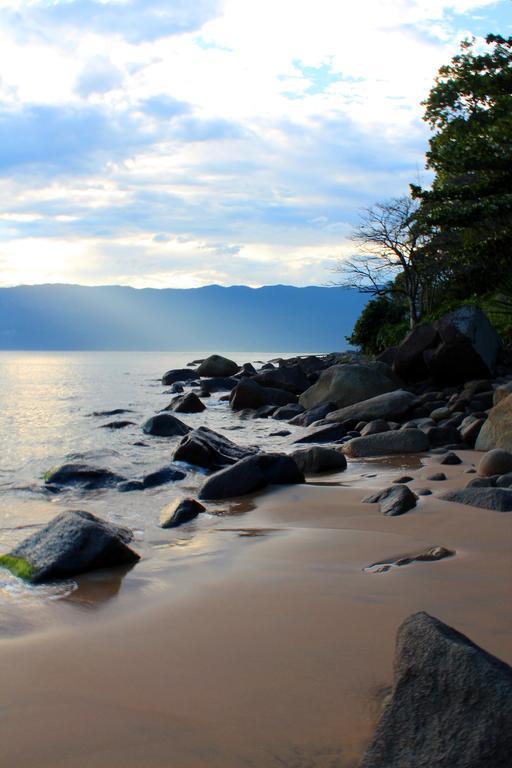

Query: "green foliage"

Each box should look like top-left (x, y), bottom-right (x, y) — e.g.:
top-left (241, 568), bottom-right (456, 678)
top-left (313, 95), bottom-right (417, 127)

top-left (346, 295), bottom-right (407, 354)
top-left (0, 554), bottom-right (35, 581)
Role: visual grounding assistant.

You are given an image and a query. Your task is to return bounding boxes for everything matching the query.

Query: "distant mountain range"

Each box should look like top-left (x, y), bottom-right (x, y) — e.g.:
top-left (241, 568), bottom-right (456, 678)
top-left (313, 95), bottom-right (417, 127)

top-left (0, 284), bottom-right (368, 351)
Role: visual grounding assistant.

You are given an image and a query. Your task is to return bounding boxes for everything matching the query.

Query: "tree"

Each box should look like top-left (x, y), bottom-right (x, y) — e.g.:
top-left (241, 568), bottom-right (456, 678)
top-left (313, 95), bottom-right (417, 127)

top-left (334, 196), bottom-right (433, 329)
top-left (412, 34), bottom-right (512, 296)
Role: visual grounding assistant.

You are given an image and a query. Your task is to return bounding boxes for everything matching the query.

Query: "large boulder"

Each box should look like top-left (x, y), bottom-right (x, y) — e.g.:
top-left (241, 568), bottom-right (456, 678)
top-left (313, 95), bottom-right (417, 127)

top-left (392, 323), bottom-right (440, 381)
top-left (475, 394), bottom-right (512, 452)
top-left (291, 422), bottom-right (346, 445)
top-left (161, 368), bottom-right (197, 386)
top-left (363, 485), bottom-right (417, 516)
top-left (425, 306), bottom-right (501, 385)
top-left (478, 449), bottom-right (512, 477)
top-left (291, 446), bottom-right (347, 475)
top-left (44, 463), bottom-right (124, 490)
top-left (199, 453), bottom-right (304, 500)
top-left (441, 487), bottom-right (512, 512)
top-left (197, 355), bottom-right (239, 377)
top-left (0, 510), bottom-right (140, 583)
top-left (142, 413), bottom-right (191, 437)
top-left (173, 426), bottom-right (257, 470)
top-left (230, 379), bottom-right (296, 410)
top-left (360, 611), bottom-right (512, 768)
top-left (299, 363), bottom-right (398, 411)
top-left (343, 429), bottom-right (429, 458)
top-left (289, 402), bottom-right (338, 427)
top-left (199, 377), bottom-right (238, 393)
top-left (326, 390), bottom-right (416, 424)
top-left (164, 392), bottom-right (206, 414)
top-left (252, 365), bottom-right (310, 395)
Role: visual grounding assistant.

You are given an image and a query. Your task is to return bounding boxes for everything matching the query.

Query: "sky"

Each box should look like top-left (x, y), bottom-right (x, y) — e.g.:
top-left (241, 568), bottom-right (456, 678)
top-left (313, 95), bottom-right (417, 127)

top-left (0, 0), bottom-right (510, 288)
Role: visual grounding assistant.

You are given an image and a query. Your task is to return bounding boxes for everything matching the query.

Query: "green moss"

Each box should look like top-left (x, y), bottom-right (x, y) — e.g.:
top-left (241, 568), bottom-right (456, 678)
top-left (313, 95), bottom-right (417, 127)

top-left (43, 467), bottom-right (57, 483)
top-left (0, 554), bottom-right (36, 581)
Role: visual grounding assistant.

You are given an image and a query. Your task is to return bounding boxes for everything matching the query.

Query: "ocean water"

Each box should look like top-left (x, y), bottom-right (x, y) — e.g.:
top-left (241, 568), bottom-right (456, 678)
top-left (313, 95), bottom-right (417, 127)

top-left (0, 350), bottom-right (323, 626)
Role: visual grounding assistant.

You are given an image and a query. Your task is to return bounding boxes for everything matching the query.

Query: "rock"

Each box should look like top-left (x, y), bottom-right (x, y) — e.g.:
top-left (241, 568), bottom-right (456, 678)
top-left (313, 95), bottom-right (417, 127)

top-left (417, 488), bottom-right (433, 495)
top-left (424, 425), bottom-right (461, 448)
top-left (44, 463), bottom-right (123, 490)
top-left (99, 420), bottom-right (135, 429)
top-left (199, 453), bottom-right (304, 501)
top-left (199, 376), bottom-right (238, 392)
top-left (441, 487), bottom-right (512, 512)
top-left (424, 306), bottom-right (501, 385)
top-left (343, 429), bottom-right (429, 458)
top-left (478, 449), bottom-right (512, 477)
top-left (142, 413), bottom-right (191, 437)
top-left (299, 363), bottom-right (398, 411)
top-left (197, 355), bottom-right (239, 378)
top-left (430, 406), bottom-right (451, 421)
top-left (0, 510), bottom-right (139, 583)
top-left (476, 394), bottom-right (512, 452)
top-left (497, 473), bottom-right (512, 488)
top-left (122, 466), bottom-right (186, 493)
top-left (159, 498), bottom-right (205, 528)
top-left (393, 476), bottom-right (413, 484)
top-left (360, 611), bottom-right (512, 768)
top-left (173, 426), bottom-right (257, 470)
top-left (326, 390), bottom-right (416, 424)
top-left (460, 416), bottom-right (486, 447)
top-left (392, 323), bottom-right (440, 381)
top-left (427, 472), bottom-right (447, 481)
top-left (291, 422), bottom-right (346, 445)
top-left (168, 382), bottom-right (184, 394)
top-left (239, 362), bottom-right (257, 376)
top-left (291, 446), bottom-right (347, 475)
top-left (361, 419), bottom-right (390, 436)
top-left (269, 429), bottom-right (291, 437)
top-left (439, 451), bottom-right (463, 465)
top-left (363, 485), bottom-right (417, 516)
top-left (165, 392), bottom-right (206, 414)
top-left (253, 365), bottom-right (310, 394)
top-left (230, 379), bottom-right (297, 410)
top-left (466, 477), bottom-right (497, 488)
top-left (90, 408), bottom-right (134, 417)
top-left (365, 546), bottom-right (454, 573)
top-left (494, 381), bottom-right (512, 405)
top-left (161, 368), bottom-right (197, 386)
top-left (272, 403), bottom-right (305, 420)
top-left (289, 402), bottom-right (337, 427)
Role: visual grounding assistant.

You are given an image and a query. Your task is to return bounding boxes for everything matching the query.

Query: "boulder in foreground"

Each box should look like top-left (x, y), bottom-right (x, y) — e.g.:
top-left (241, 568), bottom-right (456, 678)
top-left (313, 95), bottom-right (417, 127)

top-left (291, 446), bottom-right (347, 475)
top-left (197, 355), bottom-right (239, 378)
top-left (165, 392), bottom-right (206, 414)
top-left (161, 368), bottom-right (197, 386)
top-left (0, 510), bottom-right (139, 583)
top-left (143, 413), bottom-right (191, 437)
top-left (199, 453), bottom-right (304, 500)
top-left (173, 426), bottom-right (257, 470)
top-left (360, 611), bottom-right (512, 768)
top-left (343, 429), bottom-right (428, 458)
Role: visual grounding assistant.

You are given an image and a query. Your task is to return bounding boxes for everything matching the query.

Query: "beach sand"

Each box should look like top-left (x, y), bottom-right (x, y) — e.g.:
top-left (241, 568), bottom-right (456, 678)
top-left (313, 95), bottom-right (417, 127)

top-left (1, 450), bottom-right (511, 767)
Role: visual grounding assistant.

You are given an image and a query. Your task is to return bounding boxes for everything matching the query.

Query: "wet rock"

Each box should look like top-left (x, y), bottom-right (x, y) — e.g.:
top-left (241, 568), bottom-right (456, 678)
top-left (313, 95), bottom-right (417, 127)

top-left (230, 379), bottom-right (296, 410)
top-left (161, 368), bottom-right (197, 386)
top-left (289, 402), bottom-right (337, 427)
top-left (360, 611), bottom-right (512, 768)
top-left (253, 365), bottom-right (310, 394)
top-left (197, 355), bottom-right (239, 377)
top-left (168, 382), bottom-right (184, 394)
top-left (199, 376), bottom-right (238, 392)
top-left (416, 488), bottom-right (433, 496)
top-left (427, 472), bottom-right (447, 481)
top-left (366, 545), bottom-right (454, 573)
top-left (269, 429), bottom-right (291, 437)
top-left (393, 476), bottom-right (414, 484)
top-left (478, 448), bottom-right (512, 477)
top-left (272, 403), bottom-right (305, 420)
top-left (363, 485), bottom-right (417, 516)
top-left (90, 408), bottom-right (134, 417)
top-left (475, 393), bottom-right (512, 452)
top-left (299, 363), bottom-right (398, 411)
top-left (291, 422), bottom-right (346, 445)
top-left (0, 510), bottom-right (139, 583)
top-left (164, 392), bottom-right (206, 414)
top-left (142, 413), bottom-right (191, 438)
top-left (343, 429), bottom-right (429, 458)
top-left (439, 451), bottom-right (463, 465)
top-left (199, 453), bottom-right (304, 501)
top-left (173, 426), bottom-right (257, 470)
top-left (327, 390), bottom-right (416, 424)
top-left (159, 498), bottom-right (205, 528)
top-left (441, 487), bottom-right (512, 512)
top-left (291, 446), bottom-right (347, 474)
top-left (100, 420), bottom-right (135, 429)
top-left (118, 466), bottom-right (186, 492)
top-left (44, 463), bottom-right (124, 490)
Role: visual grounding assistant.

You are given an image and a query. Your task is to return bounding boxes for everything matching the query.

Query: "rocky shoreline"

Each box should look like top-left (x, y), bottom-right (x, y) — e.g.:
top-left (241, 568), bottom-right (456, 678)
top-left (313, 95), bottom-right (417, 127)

top-left (1, 306), bottom-right (512, 765)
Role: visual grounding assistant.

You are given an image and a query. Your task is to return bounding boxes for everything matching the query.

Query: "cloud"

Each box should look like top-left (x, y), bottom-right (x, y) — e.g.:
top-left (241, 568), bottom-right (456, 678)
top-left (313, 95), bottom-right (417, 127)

top-left (75, 56), bottom-right (124, 97)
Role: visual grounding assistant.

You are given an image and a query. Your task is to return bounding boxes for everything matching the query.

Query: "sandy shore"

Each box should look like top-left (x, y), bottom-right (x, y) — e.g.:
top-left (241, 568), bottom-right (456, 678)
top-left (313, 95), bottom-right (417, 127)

top-left (1, 450), bottom-right (511, 768)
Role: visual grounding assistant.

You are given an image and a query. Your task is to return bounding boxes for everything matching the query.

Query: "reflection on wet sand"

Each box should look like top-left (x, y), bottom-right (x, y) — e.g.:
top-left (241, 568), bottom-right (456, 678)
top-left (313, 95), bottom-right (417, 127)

top-left (63, 563), bottom-right (137, 609)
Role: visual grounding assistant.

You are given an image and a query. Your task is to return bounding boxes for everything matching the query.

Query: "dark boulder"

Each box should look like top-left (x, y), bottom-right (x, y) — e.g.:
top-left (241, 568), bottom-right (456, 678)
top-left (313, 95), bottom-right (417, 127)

top-left (230, 379), bottom-right (296, 410)
top-left (360, 611), bottom-right (512, 768)
top-left (272, 403), bottom-right (305, 420)
top-left (142, 413), bottom-right (191, 437)
top-left (291, 446), bottom-right (347, 474)
top-left (168, 382), bottom-right (184, 394)
top-left (161, 368), bottom-right (197, 386)
top-left (44, 463), bottom-right (123, 490)
top-left (427, 472), bottom-right (447, 481)
top-left (291, 422), bottom-right (346, 445)
top-left (197, 355), bottom-right (239, 377)
top-left (363, 485), bottom-right (417, 516)
top-left (424, 425), bottom-right (461, 448)
top-left (252, 364), bottom-right (310, 394)
top-left (441, 487), bottom-right (512, 512)
top-left (159, 498), bottom-right (205, 528)
top-left (343, 429), bottom-right (429, 458)
top-left (439, 451), bottom-right (463, 465)
top-left (392, 323), bottom-right (440, 381)
top-left (198, 376), bottom-right (238, 393)
top-left (90, 408), bottom-right (134, 417)
top-left (289, 402), bottom-right (337, 427)
top-left (164, 392), bottom-right (206, 414)
top-left (118, 466), bottom-right (186, 492)
top-left (0, 510), bottom-right (139, 583)
top-left (199, 453), bottom-right (304, 501)
top-left (173, 426), bottom-right (257, 470)
top-left (100, 420), bottom-right (135, 430)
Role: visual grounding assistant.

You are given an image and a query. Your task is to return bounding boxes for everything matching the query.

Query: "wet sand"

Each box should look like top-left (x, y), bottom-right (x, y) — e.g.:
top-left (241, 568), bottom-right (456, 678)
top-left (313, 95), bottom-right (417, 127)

top-left (1, 451), bottom-right (511, 768)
